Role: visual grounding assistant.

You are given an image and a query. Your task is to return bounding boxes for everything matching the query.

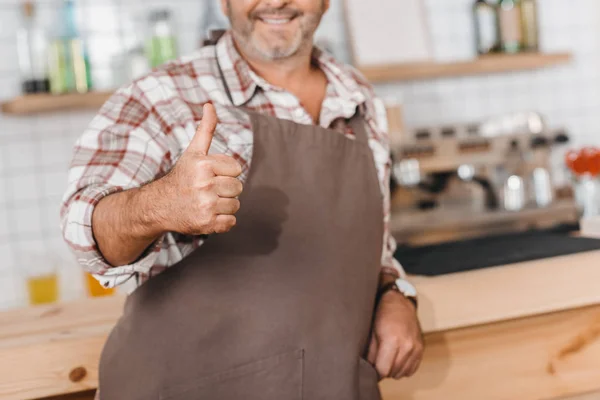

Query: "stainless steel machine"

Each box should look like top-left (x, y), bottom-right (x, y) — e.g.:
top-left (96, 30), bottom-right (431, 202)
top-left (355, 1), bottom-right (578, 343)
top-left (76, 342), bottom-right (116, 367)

top-left (389, 112), bottom-right (579, 246)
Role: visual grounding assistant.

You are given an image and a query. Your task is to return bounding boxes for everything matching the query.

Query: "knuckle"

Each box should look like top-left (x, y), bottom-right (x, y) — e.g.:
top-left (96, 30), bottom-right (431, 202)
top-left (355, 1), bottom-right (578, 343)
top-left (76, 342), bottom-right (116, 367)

top-left (196, 159), bottom-right (213, 171)
top-left (385, 335), bottom-right (402, 348)
top-left (403, 340), bottom-right (416, 352)
top-left (197, 207), bottom-right (216, 225)
top-left (233, 162), bottom-right (242, 176)
top-left (199, 179), bottom-right (215, 191)
top-left (206, 215), bottom-right (218, 229)
top-left (230, 215), bottom-right (237, 226)
top-left (213, 154), bottom-right (229, 165)
top-left (415, 341), bottom-right (424, 353)
top-left (205, 196), bottom-right (218, 209)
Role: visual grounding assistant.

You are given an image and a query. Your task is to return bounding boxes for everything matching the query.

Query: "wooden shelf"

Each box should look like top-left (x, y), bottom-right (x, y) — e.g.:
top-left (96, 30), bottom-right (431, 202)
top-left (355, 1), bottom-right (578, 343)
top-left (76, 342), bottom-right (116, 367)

top-left (359, 52), bottom-right (573, 83)
top-left (0, 53), bottom-right (572, 114)
top-left (1, 91), bottom-right (113, 115)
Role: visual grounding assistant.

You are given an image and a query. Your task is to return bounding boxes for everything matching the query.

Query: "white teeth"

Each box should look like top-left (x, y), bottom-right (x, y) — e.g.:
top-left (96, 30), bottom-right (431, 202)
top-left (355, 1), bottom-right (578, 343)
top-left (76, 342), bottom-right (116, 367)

top-left (262, 18), bottom-right (291, 25)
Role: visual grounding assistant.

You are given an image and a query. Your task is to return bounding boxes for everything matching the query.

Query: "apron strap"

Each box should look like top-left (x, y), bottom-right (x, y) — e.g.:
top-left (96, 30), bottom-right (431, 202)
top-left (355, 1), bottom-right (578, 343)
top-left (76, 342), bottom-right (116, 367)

top-left (203, 29), bottom-right (228, 47)
top-left (208, 30), bottom-right (237, 105)
top-left (348, 104), bottom-right (370, 145)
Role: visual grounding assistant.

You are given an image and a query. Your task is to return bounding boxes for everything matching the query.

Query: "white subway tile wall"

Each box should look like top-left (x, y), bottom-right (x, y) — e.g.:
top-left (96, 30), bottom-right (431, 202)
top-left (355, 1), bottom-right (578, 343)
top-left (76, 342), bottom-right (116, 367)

top-left (0, 0), bottom-right (599, 310)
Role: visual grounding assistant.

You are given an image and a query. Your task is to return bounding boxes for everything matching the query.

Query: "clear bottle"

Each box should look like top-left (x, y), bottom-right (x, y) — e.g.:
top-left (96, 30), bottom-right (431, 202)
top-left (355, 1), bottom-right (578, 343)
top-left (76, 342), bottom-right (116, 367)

top-left (498, 0), bottom-right (523, 53)
top-left (473, 0), bottom-right (500, 55)
top-left (520, 0), bottom-right (539, 52)
top-left (17, 1), bottom-right (50, 94)
top-left (127, 45), bottom-right (151, 82)
top-left (147, 10), bottom-right (178, 68)
top-left (64, 0), bottom-right (92, 93)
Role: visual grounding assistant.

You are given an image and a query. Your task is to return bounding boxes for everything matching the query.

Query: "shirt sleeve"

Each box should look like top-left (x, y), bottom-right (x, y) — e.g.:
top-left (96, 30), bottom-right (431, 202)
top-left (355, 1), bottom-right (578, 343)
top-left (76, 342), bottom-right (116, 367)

top-left (372, 96), bottom-right (408, 280)
top-left (60, 81), bottom-right (186, 287)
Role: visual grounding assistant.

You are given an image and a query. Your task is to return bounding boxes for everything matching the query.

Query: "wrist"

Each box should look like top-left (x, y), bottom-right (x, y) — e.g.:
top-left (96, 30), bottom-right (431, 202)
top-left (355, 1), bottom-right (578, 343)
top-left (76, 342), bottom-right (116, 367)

top-left (378, 271), bottom-right (399, 290)
top-left (382, 289), bottom-right (417, 310)
top-left (130, 179), bottom-right (171, 239)
top-left (376, 273), bottom-right (418, 309)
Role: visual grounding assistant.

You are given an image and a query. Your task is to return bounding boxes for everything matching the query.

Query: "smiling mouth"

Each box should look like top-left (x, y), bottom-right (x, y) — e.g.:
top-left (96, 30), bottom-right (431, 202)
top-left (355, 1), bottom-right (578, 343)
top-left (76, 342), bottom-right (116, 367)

top-left (256, 13), bottom-right (299, 26)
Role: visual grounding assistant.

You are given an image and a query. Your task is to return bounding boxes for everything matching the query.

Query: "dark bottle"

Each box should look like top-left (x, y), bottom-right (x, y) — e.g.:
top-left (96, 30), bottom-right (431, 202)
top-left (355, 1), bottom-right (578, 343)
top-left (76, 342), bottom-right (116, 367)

top-left (17, 1), bottom-right (50, 94)
top-left (473, 0), bottom-right (500, 55)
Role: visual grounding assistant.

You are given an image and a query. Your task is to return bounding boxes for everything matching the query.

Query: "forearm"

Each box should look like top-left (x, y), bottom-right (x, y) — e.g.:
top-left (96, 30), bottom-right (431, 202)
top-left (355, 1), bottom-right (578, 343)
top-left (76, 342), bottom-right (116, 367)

top-left (92, 180), bottom-right (169, 267)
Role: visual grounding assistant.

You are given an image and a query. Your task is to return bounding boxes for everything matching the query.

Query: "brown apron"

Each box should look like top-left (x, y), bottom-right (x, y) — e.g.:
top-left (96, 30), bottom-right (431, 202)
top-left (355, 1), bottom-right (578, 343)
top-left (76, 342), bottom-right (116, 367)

top-left (98, 39), bottom-right (384, 400)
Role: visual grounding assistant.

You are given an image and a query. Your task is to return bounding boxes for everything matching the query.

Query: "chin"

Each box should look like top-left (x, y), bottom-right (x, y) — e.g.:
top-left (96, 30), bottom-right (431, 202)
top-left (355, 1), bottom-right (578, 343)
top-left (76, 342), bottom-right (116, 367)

top-left (253, 35), bottom-right (303, 59)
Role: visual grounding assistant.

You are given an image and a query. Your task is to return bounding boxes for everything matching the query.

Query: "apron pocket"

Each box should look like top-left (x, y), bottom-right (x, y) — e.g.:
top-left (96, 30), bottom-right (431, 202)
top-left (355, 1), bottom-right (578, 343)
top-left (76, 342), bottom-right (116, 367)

top-left (358, 358), bottom-right (382, 400)
top-left (160, 349), bottom-right (304, 400)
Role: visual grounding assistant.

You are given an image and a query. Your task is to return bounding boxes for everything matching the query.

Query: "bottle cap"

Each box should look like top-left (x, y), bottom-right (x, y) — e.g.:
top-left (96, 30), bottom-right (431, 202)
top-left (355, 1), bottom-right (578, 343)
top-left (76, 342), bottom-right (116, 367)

top-left (149, 9), bottom-right (171, 22)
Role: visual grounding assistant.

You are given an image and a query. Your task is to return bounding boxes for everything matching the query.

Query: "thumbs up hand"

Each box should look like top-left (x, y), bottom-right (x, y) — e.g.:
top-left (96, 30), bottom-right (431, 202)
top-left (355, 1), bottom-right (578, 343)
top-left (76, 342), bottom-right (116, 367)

top-left (160, 103), bottom-right (243, 235)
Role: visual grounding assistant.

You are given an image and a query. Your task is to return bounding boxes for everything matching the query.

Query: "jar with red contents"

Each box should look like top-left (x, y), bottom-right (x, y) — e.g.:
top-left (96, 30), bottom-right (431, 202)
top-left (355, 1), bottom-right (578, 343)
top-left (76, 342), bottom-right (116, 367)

top-left (565, 147), bottom-right (600, 217)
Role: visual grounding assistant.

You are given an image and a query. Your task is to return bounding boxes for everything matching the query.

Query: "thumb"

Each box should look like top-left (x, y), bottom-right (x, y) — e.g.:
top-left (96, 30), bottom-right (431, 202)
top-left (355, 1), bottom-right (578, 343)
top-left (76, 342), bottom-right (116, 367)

top-left (189, 103), bottom-right (217, 155)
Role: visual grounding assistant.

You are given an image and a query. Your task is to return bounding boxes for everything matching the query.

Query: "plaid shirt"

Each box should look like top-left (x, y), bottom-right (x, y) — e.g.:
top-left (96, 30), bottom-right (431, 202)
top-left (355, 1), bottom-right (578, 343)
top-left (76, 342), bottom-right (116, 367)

top-left (61, 31), bottom-right (405, 289)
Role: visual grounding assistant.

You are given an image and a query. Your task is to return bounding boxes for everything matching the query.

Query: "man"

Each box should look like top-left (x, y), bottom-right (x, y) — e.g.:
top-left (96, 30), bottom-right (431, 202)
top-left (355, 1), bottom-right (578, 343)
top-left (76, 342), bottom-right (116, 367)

top-left (62, 0), bottom-right (423, 398)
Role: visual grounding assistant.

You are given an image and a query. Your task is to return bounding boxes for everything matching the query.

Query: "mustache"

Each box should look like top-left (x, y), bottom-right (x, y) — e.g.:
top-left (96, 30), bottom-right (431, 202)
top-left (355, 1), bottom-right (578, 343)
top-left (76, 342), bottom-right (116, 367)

top-left (251, 7), bottom-right (302, 19)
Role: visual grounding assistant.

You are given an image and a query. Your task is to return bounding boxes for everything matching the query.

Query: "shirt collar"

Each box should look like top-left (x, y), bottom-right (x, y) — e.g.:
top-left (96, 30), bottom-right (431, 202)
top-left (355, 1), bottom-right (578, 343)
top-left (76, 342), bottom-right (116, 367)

top-left (313, 47), bottom-right (366, 106)
top-left (215, 30), bottom-right (367, 109)
top-left (215, 31), bottom-right (259, 106)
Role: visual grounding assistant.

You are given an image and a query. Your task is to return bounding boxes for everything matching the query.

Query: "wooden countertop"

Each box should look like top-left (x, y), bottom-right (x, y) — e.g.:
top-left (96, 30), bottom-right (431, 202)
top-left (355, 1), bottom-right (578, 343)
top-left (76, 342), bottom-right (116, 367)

top-left (2, 248), bottom-right (600, 399)
top-left (412, 249), bottom-right (600, 333)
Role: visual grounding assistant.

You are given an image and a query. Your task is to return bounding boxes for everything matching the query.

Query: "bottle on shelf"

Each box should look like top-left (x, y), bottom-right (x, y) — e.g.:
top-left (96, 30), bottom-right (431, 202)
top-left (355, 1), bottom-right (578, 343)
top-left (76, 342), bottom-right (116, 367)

top-left (147, 9), bottom-right (179, 68)
top-left (63, 0), bottom-right (92, 93)
top-left (16, 1), bottom-right (50, 94)
top-left (498, 0), bottom-right (523, 54)
top-left (126, 45), bottom-right (151, 82)
top-left (48, 0), bottom-right (92, 94)
top-left (473, 0), bottom-right (500, 56)
top-left (48, 39), bottom-right (69, 94)
top-left (520, 0), bottom-right (539, 52)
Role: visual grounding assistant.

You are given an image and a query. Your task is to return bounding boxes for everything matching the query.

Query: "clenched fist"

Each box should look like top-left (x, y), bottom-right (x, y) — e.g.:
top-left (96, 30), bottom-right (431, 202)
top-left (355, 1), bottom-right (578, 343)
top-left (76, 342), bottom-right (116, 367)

top-left (160, 103), bottom-right (243, 235)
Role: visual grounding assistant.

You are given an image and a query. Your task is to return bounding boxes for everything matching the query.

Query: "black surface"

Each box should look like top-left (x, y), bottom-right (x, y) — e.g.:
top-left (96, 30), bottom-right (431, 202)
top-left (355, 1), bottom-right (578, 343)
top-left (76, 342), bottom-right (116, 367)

top-left (395, 227), bottom-right (600, 276)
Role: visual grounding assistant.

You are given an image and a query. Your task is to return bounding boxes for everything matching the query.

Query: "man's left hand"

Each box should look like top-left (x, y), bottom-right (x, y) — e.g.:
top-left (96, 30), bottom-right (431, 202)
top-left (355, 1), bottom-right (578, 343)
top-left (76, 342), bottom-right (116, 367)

top-left (368, 291), bottom-right (424, 380)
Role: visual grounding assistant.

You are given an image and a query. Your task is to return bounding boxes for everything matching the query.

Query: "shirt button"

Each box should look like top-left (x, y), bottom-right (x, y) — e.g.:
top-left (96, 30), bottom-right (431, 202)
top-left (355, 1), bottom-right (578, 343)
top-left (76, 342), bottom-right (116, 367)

top-left (294, 109), bottom-right (305, 120)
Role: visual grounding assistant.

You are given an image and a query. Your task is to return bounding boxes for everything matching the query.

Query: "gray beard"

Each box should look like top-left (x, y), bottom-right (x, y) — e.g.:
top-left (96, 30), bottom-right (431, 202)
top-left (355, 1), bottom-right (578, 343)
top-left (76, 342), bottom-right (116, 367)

top-left (226, 1), bottom-right (322, 62)
top-left (231, 28), bottom-right (305, 61)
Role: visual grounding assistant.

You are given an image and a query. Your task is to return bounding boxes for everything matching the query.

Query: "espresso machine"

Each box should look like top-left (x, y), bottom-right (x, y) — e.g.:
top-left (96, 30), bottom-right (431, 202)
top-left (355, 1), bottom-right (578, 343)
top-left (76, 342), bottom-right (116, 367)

top-left (388, 111), bottom-right (580, 247)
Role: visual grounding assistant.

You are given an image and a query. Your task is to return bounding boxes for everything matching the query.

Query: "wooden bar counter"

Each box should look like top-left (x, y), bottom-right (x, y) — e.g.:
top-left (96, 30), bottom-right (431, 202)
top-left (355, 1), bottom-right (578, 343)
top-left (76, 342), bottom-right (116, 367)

top-left (2, 249), bottom-right (600, 400)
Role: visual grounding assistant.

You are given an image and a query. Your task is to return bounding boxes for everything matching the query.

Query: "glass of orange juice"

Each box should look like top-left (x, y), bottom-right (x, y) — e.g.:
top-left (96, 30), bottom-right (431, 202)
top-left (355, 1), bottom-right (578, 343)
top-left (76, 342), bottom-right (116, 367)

top-left (85, 272), bottom-right (116, 297)
top-left (24, 255), bottom-right (59, 306)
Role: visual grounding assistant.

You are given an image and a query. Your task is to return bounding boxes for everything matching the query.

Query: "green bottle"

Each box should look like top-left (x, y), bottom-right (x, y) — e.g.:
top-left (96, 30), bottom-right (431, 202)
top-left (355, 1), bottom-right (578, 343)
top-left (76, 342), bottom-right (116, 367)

top-left (520, 0), bottom-right (539, 51)
top-left (48, 39), bottom-right (68, 94)
top-left (498, 0), bottom-right (523, 53)
top-left (49, 0), bottom-right (92, 94)
top-left (147, 10), bottom-right (178, 68)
